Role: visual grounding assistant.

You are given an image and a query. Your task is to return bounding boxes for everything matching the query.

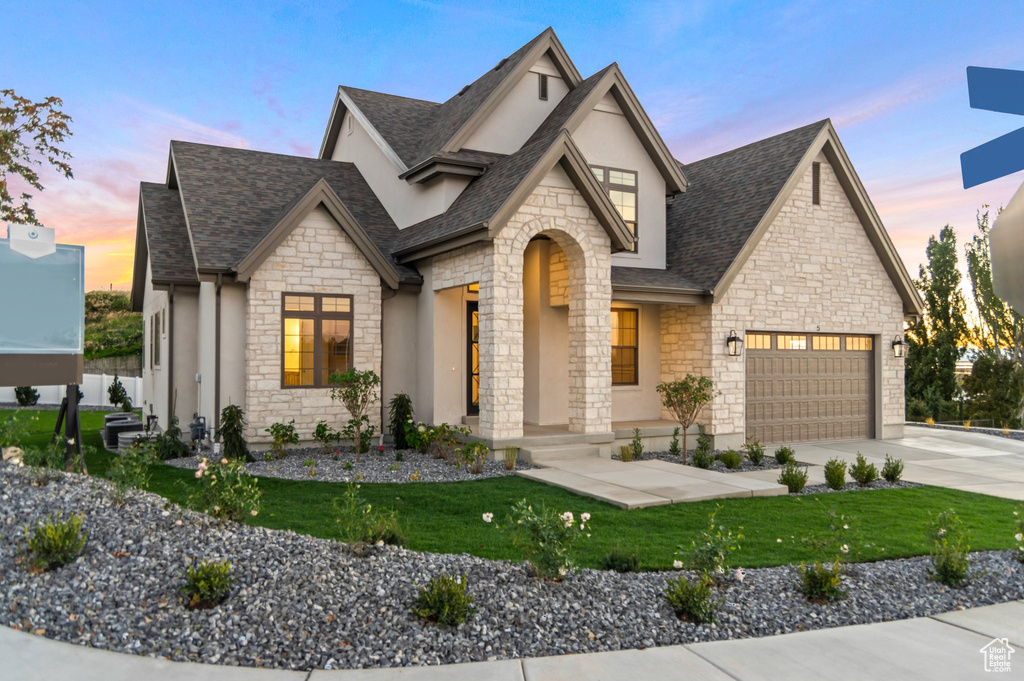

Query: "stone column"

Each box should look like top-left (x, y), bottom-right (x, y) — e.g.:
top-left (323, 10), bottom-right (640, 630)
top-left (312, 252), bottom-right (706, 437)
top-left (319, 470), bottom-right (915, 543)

top-left (477, 239), bottom-right (524, 440)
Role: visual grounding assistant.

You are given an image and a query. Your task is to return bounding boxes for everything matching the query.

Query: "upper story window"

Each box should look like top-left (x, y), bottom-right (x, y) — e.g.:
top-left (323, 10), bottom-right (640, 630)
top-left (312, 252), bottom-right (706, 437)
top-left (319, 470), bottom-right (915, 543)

top-left (282, 293), bottom-right (353, 388)
top-left (591, 165), bottom-right (637, 252)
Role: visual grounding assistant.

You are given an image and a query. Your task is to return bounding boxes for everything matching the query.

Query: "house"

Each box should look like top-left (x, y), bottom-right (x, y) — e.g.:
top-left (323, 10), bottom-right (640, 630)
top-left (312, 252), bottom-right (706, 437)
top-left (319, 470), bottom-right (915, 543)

top-left (129, 28), bottom-right (922, 452)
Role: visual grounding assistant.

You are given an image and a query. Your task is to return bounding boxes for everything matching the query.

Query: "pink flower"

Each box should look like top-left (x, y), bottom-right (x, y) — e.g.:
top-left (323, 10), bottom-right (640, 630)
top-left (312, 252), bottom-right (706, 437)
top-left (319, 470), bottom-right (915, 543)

top-left (379, 445), bottom-right (385, 452)
top-left (174, 519), bottom-right (183, 526)
top-left (194, 470), bottom-right (203, 479)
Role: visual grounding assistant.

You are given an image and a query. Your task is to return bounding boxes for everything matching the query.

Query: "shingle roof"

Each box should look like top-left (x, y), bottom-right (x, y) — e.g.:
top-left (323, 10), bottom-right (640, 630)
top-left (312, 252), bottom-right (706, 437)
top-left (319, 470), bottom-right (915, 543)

top-left (395, 66), bottom-right (614, 254)
top-left (139, 182), bottom-right (198, 284)
top-left (667, 120), bottom-right (827, 291)
top-left (611, 266), bottom-right (704, 293)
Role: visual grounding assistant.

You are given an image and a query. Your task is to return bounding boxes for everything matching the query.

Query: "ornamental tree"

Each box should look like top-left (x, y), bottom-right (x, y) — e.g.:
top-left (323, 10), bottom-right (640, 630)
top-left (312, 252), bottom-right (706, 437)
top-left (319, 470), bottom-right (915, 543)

top-left (657, 375), bottom-right (719, 464)
top-left (1, 89), bottom-right (74, 225)
top-left (329, 368), bottom-right (380, 462)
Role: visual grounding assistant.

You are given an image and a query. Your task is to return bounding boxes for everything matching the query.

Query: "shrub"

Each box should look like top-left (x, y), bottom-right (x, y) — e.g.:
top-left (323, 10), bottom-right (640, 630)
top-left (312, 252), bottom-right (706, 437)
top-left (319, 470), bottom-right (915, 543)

top-left (333, 481), bottom-right (406, 546)
top-left (24, 512), bottom-right (88, 571)
top-left (602, 546), bottom-right (640, 573)
top-left (328, 368), bottom-right (380, 462)
top-left (1013, 507), bottom-right (1024, 563)
top-left (405, 420), bottom-right (432, 454)
top-left (691, 446), bottom-right (715, 469)
top-left (152, 412), bottom-right (191, 460)
top-left (0, 411), bottom-right (32, 448)
top-left (313, 420), bottom-right (342, 455)
top-left (881, 455), bottom-right (904, 483)
top-left (796, 560), bottom-right (846, 602)
top-left (929, 509), bottom-right (971, 587)
top-left (413, 573), bottom-right (475, 626)
top-left (218, 404), bottom-right (248, 461)
top-left (824, 458), bottom-right (847, 490)
top-left (22, 442), bottom-right (66, 485)
top-left (186, 457), bottom-right (262, 522)
top-left (906, 397), bottom-right (929, 423)
top-left (774, 446), bottom-right (795, 465)
top-left (182, 559), bottom-right (233, 609)
top-left (849, 453), bottom-right (879, 487)
top-left (657, 375), bottom-right (720, 464)
top-left (778, 461), bottom-right (809, 493)
top-left (14, 386), bottom-right (39, 407)
top-left (431, 423), bottom-right (468, 461)
top-left (387, 393), bottom-right (414, 450)
top-left (743, 441), bottom-right (765, 466)
top-left (456, 440), bottom-right (490, 474)
top-left (264, 420), bottom-right (299, 459)
top-left (629, 427), bottom-right (644, 460)
top-left (108, 442), bottom-right (157, 505)
top-left (487, 499), bottom-right (591, 580)
top-left (664, 572), bottom-right (724, 623)
top-left (675, 506), bottom-right (743, 579)
top-left (719, 449), bottom-right (743, 470)
top-left (107, 374), bottom-right (127, 409)
top-left (618, 444), bottom-right (634, 462)
top-left (669, 426), bottom-right (681, 456)
top-left (503, 446), bottom-right (519, 471)
top-left (695, 425), bottom-right (712, 453)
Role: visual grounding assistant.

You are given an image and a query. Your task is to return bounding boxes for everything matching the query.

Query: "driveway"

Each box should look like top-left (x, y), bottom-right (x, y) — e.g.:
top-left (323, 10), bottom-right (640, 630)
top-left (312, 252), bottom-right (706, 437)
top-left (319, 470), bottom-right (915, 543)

top-left (784, 425), bottom-right (1024, 501)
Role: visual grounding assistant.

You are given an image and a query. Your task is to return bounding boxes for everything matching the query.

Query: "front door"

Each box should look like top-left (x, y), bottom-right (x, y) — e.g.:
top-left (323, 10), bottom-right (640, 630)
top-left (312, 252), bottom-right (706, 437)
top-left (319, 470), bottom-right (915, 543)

top-left (467, 301), bottom-right (479, 415)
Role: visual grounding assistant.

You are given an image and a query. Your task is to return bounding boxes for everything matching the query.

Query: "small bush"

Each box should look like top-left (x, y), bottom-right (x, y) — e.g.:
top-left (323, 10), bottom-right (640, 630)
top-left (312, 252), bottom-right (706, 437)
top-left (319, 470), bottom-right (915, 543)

top-left (824, 458), bottom-right (847, 490)
top-left (182, 559), bottom-right (233, 609)
top-left (413, 573), bottom-right (475, 626)
top-left (218, 405), bottom-right (249, 461)
top-left (15, 386), bottom-right (39, 407)
top-left (333, 482), bottom-right (406, 546)
top-left (796, 560), bottom-right (846, 602)
top-left (849, 453), bottom-right (879, 487)
top-left (456, 440), bottom-right (489, 474)
top-left (387, 393), bottom-right (414, 450)
top-left (629, 427), bottom-right (644, 460)
top-left (618, 444), bottom-right (634, 462)
top-left (343, 416), bottom-right (377, 456)
top-left (153, 414), bottom-right (191, 460)
top-left (430, 422), bottom-right (467, 461)
top-left (487, 499), bottom-right (591, 580)
top-left (774, 446), bottom-right (795, 465)
top-left (778, 461), bottom-right (809, 493)
top-left (881, 455), bottom-right (904, 483)
top-left (0, 411), bottom-right (32, 448)
top-left (695, 425), bottom-right (712, 456)
top-left (108, 443), bottom-right (157, 505)
top-left (186, 458), bottom-right (262, 522)
top-left (107, 375), bottom-right (127, 409)
top-left (691, 446), bottom-right (715, 469)
top-left (602, 546), bottom-right (640, 573)
top-left (664, 572), bottom-right (723, 623)
top-left (503, 446), bottom-right (519, 471)
top-left (313, 420), bottom-right (342, 456)
top-left (719, 449), bottom-right (743, 469)
top-left (669, 427), bottom-right (681, 456)
top-left (265, 420), bottom-right (299, 459)
top-left (929, 509), bottom-right (971, 587)
top-left (743, 441), bottom-right (765, 466)
top-left (24, 512), bottom-right (88, 571)
top-left (22, 442), bottom-right (66, 485)
top-left (676, 506), bottom-right (743, 579)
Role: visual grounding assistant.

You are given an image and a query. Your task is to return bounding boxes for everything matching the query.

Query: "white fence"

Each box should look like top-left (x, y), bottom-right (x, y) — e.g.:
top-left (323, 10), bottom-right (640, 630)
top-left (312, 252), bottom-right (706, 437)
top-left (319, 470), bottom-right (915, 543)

top-left (0, 373), bottom-right (142, 408)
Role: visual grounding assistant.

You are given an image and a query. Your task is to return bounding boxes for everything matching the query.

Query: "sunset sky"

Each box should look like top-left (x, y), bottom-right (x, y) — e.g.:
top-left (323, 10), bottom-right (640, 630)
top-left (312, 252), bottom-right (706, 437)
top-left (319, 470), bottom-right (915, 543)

top-left (5, 0), bottom-right (1024, 292)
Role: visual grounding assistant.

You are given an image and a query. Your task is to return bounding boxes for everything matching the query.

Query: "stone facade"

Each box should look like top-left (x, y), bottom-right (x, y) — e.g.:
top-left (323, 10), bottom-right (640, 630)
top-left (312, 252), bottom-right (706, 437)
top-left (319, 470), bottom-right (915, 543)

top-left (430, 242), bottom-right (490, 291)
top-left (707, 156), bottom-right (906, 445)
top-left (548, 244), bottom-right (569, 307)
top-left (659, 304), bottom-right (713, 423)
top-left (245, 205), bottom-right (383, 442)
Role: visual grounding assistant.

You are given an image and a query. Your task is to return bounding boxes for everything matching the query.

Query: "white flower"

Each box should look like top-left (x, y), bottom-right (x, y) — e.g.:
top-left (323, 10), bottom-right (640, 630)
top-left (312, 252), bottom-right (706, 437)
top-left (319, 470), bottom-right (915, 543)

top-left (561, 511), bottom-right (574, 527)
top-left (250, 509), bottom-right (259, 517)
top-left (843, 524), bottom-right (849, 530)
top-left (840, 544), bottom-right (849, 554)
top-left (776, 538), bottom-right (783, 543)
top-left (581, 513), bottom-right (591, 523)
top-left (1015, 533), bottom-right (1023, 542)
top-left (734, 567), bottom-right (746, 582)
top-left (937, 528), bottom-right (946, 537)
top-left (482, 512), bottom-right (494, 523)
top-left (673, 560), bottom-right (683, 569)
top-left (558, 567), bottom-right (567, 577)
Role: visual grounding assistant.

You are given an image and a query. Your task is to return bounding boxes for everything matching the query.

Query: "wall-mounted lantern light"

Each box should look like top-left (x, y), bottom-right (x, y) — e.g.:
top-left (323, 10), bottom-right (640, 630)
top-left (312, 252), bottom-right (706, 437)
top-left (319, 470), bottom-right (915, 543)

top-left (892, 335), bottom-right (906, 359)
top-left (726, 329), bottom-right (744, 357)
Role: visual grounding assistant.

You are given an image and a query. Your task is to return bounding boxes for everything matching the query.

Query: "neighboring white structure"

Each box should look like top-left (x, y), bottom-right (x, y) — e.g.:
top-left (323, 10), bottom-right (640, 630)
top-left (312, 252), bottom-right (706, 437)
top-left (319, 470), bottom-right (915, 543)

top-left (131, 28), bottom-right (922, 450)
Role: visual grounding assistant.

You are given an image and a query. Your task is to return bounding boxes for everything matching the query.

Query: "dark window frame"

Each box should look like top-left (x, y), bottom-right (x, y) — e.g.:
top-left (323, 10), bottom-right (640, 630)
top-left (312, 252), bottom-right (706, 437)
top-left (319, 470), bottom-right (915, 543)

top-left (591, 164), bottom-right (638, 252)
top-left (280, 293), bottom-right (354, 389)
top-left (611, 307), bottom-right (639, 386)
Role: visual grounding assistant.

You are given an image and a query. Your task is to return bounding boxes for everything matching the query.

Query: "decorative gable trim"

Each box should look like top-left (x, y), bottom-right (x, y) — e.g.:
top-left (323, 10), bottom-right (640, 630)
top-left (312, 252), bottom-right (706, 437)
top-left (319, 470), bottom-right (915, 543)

top-left (129, 193), bottom-right (148, 312)
top-left (440, 28), bottom-right (583, 154)
top-left (711, 121), bottom-right (923, 318)
top-left (560, 65), bottom-right (689, 194)
top-left (233, 178), bottom-right (401, 289)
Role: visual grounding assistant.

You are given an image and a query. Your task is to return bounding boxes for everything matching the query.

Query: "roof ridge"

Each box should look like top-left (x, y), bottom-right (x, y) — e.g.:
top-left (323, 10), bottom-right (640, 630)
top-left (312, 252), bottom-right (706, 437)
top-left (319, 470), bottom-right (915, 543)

top-left (685, 119), bottom-right (829, 167)
top-left (339, 85), bottom-right (440, 107)
top-left (170, 139), bottom-right (353, 164)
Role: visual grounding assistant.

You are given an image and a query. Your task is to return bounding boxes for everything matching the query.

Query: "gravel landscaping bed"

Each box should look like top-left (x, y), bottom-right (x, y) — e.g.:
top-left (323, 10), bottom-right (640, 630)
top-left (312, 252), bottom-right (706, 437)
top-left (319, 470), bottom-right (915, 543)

top-left (795, 480), bottom-right (921, 495)
top-left (164, 446), bottom-right (535, 484)
top-left (612, 450), bottom-right (784, 474)
top-left (3, 461), bottom-right (1023, 671)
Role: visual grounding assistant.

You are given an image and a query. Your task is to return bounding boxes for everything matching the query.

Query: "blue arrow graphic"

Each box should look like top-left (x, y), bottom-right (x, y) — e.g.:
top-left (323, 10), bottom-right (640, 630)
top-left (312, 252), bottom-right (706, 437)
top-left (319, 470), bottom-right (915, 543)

top-left (961, 66), bottom-right (1024, 189)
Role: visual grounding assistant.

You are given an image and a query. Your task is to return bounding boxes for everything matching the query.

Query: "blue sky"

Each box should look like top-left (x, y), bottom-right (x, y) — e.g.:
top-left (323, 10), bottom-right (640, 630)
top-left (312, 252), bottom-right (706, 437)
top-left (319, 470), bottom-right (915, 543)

top-left (4, 0), bottom-right (1024, 290)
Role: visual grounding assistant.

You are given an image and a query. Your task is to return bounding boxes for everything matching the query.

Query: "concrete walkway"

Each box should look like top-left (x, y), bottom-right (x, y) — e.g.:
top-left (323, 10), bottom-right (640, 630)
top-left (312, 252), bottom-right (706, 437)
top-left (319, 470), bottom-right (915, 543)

top-left (519, 426), bottom-right (1024, 508)
top-left (4, 600), bottom-right (1021, 680)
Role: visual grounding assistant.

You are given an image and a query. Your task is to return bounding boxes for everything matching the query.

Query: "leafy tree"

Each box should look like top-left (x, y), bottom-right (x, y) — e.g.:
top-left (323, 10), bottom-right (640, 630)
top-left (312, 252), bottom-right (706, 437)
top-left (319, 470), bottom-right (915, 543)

top-left (965, 207), bottom-right (1024, 423)
top-left (1, 89), bottom-right (73, 225)
top-left (657, 375), bottom-right (719, 464)
top-left (963, 351), bottom-right (1023, 428)
top-left (329, 368), bottom-right (380, 462)
top-left (906, 225), bottom-right (969, 413)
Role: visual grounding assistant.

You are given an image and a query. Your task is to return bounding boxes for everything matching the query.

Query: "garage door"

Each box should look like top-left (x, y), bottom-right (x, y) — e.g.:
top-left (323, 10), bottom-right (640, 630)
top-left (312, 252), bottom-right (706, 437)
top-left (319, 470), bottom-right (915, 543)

top-left (745, 332), bottom-right (874, 445)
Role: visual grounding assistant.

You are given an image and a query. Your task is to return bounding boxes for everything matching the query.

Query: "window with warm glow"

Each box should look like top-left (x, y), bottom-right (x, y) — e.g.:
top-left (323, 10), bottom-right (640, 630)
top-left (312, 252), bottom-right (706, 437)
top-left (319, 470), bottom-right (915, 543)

top-left (812, 335), bottom-right (840, 351)
top-left (282, 293), bottom-right (352, 388)
top-left (592, 165), bottom-right (638, 252)
top-left (611, 308), bottom-right (638, 385)
top-left (777, 334), bottom-right (807, 350)
top-left (846, 336), bottom-right (873, 351)
top-left (746, 333), bottom-right (771, 350)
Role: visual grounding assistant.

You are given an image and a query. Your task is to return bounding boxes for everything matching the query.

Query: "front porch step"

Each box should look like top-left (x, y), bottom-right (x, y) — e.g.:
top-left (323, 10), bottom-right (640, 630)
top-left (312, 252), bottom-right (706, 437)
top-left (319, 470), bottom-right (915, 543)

top-left (519, 444), bottom-right (602, 465)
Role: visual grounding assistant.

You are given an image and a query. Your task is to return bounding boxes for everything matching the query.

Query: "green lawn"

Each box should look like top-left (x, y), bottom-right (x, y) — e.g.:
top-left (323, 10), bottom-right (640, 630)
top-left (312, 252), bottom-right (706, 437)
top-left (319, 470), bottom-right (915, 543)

top-left (5, 409), bottom-right (1022, 569)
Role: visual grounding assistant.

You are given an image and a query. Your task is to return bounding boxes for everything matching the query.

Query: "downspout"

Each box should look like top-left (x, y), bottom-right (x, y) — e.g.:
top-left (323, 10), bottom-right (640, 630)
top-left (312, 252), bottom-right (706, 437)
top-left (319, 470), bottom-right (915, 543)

top-left (215, 274), bottom-right (222, 433)
top-left (381, 284), bottom-right (398, 442)
top-left (167, 283), bottom-right (175, 426)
